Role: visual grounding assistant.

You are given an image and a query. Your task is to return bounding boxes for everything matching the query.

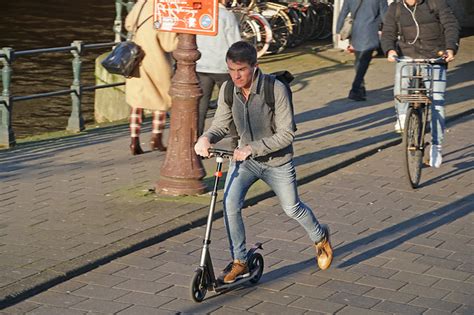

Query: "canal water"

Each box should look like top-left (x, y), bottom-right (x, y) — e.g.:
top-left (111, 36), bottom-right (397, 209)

top-left (1, 0), bottom-right (117, 138)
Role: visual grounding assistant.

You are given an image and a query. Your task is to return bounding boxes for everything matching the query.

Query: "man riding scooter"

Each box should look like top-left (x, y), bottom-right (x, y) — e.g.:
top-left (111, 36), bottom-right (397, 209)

top-left (194, 41), bottom-right (333, 284)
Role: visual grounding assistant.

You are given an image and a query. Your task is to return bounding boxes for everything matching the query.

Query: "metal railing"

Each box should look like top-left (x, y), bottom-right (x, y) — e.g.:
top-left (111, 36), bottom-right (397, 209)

top-left (0, 0), bottom-right (137, 148)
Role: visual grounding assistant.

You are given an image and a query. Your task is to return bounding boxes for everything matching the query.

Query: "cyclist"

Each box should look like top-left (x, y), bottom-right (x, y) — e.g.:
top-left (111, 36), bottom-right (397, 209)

top-left (194, 41), bottom-right (333, 283)
top-left (381, 0), bottom-right (459, 168)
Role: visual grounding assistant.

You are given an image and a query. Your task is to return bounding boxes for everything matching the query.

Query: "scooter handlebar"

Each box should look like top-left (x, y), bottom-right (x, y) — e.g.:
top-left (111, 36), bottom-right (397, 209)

top-left (208, 148), bottom-right (234, 158)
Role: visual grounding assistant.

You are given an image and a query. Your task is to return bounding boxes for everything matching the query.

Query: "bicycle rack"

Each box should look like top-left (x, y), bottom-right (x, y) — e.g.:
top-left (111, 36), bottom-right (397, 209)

top-left (395, 62), bottom-right (436, 107)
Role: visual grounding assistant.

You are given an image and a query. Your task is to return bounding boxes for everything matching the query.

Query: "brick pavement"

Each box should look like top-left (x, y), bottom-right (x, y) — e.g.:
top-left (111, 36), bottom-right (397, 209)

top-left (0, 36), bottom-right (473, 308)
top-left (2, 103), bottom-right (472, 315)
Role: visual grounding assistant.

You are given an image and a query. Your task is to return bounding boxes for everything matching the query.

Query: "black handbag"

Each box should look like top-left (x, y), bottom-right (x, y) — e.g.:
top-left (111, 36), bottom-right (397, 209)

top-left (101, 1), bottom-right (148, 78)
top-left (101, 41), bottom-right (144, 78)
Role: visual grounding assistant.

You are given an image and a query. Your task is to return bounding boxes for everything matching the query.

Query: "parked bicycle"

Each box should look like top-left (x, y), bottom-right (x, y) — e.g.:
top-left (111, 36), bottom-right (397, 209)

top-left (230, 0), bottom-right (334, 57)
top-left (231, 0), bottom-right (273, 57)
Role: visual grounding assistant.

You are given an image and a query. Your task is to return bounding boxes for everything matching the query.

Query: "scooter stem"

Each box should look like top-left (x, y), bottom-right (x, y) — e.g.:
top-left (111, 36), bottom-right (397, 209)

top-left (199, 158), bottom-right (224, 267)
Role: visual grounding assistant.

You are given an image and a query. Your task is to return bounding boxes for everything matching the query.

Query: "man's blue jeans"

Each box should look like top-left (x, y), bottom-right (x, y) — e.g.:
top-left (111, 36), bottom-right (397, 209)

top-left (223, 159), bottom-right (325, 261)
top-left (394, 59), bottom-right (447, 145)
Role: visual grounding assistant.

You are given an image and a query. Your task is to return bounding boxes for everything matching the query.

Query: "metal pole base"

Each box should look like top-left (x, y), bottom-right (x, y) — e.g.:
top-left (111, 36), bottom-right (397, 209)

top-left (155, 176), bottom-right (206, 196)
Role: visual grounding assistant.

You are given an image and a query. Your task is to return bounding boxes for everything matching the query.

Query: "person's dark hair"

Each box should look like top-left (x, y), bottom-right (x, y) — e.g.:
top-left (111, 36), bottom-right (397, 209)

top-left (226, 41), bottom-right (257, 67)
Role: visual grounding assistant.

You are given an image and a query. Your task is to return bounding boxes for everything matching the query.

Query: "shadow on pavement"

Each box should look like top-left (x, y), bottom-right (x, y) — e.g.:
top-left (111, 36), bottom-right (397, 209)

top-left (294, 131), bottom-right (399, 167)
top-left (292, 62), bottom-right (353, 92)
top-left (336, 193), bottom-right (473, 268)
top-left (295, 107), bottom-right (394, 142)
top-left (420, 144), bottom-right (474, 187)
top-left (0, 120), bottom-right (167, 176)
top-left (258, 194), bottom-right (473, 284)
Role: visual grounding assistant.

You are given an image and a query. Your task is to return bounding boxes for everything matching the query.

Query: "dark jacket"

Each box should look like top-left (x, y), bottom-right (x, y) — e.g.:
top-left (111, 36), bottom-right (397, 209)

top-left (336, 0), bottom-right (388, 51)
top-left (381, 0), bottom-right (459, 58)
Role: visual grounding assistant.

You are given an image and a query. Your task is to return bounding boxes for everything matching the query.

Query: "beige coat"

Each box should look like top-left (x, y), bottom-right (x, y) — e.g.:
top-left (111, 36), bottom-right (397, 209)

top-left (125, 0), bottom-right (178, 110)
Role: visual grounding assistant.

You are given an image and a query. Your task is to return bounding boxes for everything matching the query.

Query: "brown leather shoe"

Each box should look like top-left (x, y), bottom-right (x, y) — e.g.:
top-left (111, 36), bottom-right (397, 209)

top-left (130, 137), bottom-right (144, 155)
top-left (223, 260), bottom-right (250, 284)
top-left (315, 225), bottom-right (333, 270)
top-left (150, 133), bottom-right (166, 152)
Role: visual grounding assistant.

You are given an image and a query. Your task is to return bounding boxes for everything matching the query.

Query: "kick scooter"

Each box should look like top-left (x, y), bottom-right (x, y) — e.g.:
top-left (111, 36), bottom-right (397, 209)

top-left (190, 148), bottom-right (264, 303)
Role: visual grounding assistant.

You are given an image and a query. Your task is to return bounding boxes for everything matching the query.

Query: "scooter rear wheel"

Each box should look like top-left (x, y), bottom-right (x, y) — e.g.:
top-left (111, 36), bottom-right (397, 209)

top-left (190, 269), bottom-right (208, 302)
top-left (249, 253), bottom-right (264, 284)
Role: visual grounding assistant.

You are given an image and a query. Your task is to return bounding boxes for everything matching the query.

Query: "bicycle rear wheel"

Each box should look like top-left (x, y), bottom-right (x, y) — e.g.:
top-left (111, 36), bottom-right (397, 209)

top-left (264, 10), bottom-right (291, 54)
top-left (249, 13), bottom-right (273, 57)
top-left (237, 13), bottom-right (259, 48)
top-left (403, 106), bottom-right (424, 188)
top-left (287, 6), bottom-right (304, 48)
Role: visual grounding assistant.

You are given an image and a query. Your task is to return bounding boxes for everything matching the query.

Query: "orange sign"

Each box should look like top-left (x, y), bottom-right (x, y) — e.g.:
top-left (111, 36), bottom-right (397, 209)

top-left (153, 0), bottom-right (218, 36)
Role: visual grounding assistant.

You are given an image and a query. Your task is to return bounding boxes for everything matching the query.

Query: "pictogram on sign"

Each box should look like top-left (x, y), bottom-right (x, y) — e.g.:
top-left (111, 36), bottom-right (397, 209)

top-left (153, 0), bottom-right (218, 36)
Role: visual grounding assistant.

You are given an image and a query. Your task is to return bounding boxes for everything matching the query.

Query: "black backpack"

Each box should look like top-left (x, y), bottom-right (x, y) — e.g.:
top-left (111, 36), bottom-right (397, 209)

top-left (223, 70), bottom-right (297, 132)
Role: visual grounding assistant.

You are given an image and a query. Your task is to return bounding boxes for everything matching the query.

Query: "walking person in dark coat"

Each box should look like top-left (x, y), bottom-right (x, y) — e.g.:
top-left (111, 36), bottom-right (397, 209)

top-left (336, 0), bottom-right (388, 101)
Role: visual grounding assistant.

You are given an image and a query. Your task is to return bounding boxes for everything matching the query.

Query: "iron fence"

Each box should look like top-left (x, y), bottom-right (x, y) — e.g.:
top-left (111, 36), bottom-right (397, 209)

top-left (0, 0), bottom-right (137, 148)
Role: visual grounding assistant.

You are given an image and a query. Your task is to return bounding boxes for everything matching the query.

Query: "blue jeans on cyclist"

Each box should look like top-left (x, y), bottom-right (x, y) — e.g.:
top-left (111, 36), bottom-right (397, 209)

top-left (223, 159), bottom-right (326, 262)
top-left (394, 58), bottom-right (446, 146)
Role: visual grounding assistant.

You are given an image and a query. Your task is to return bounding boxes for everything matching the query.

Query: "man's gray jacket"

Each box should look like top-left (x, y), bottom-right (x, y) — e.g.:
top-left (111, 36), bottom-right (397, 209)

top-left (202, 68), bottom-right (295, 167)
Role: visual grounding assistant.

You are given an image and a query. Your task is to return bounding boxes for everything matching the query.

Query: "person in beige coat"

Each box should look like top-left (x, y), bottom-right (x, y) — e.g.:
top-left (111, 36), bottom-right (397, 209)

top-left (125, 0), bottom-right (178, 155)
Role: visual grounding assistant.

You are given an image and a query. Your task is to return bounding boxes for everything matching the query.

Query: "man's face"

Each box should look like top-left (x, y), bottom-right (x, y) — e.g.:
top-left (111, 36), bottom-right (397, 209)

top-left (226, 59), bottom-right (255, 89)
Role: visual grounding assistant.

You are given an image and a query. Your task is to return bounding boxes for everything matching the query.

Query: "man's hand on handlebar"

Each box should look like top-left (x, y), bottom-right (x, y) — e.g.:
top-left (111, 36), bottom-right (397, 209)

top-left (233, 145), bottom-right (252, 161)
top-left (444, 49), bottom-right (455, 62)
top-left (194, 136), bottom-right (212, 158)
top-left (387, 49), bottom-right (398, 62)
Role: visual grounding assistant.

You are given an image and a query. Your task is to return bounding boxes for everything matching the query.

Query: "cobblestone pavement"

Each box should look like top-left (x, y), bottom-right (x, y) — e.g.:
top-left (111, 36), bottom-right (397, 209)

top-left (0, 36), bottom-right (473, 307)
top-left (2, 102), bottom-right (472, 315)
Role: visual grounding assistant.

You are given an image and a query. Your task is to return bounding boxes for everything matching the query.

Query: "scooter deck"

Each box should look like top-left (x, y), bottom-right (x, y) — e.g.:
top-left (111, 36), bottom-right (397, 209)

top-left (213, 267), bottom-right (261, 292)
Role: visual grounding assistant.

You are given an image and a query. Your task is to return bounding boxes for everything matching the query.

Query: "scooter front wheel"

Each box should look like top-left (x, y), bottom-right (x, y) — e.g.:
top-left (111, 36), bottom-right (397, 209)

top-left (249, 253), bottom-right (264, 284)
top-left (190, 269), bottom-right (209, 302)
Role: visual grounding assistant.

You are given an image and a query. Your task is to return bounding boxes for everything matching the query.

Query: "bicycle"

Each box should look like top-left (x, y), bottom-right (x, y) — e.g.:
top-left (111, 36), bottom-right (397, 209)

top-left (231, 0), bottom-right (273, 57)
top-left (258, 1), bottom-right (293, 54)
top-left (394, 55), bottom-right (446, 188)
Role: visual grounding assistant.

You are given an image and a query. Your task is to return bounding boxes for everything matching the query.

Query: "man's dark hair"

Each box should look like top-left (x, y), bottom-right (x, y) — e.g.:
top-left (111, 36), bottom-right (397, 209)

top-left (226, 41), bottom-right (257, 66)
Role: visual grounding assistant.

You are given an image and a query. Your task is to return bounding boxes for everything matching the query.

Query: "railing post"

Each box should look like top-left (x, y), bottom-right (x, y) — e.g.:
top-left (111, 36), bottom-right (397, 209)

top-left (114, 1), bottom-right (135, 42)
top-left (0, 47), bottom-right (16, 148)
top-left (67, 40), bottom-right (84, 132)
top-left (114, 0), bottom-right (124, 43)
top-left (125, 1), bottom-right (136, 39)
top-left (126, 0), bottom-right (135, 13)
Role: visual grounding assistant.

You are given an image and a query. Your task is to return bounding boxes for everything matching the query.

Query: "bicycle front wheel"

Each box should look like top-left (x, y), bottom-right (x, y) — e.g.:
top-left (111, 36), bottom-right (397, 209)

top-left (403, 106), bottom-right (423, 188)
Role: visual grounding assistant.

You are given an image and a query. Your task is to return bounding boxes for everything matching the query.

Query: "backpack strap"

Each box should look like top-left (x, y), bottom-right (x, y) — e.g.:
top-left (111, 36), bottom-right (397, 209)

top-left (395, 1), bottom-right (404, 42)
top-left (224, 80), bottom-right (234, 108)
top-left (263, 74), bottom-right (276, 111)
top-left (264, 73), bottom-right (297, 132)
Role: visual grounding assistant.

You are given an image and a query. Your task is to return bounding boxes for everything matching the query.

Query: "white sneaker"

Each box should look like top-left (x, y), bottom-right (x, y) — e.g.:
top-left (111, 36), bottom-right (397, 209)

top-left (430, 145), bottom-right (442, 168)
top-left (394, 114), bottom-right (406, 133)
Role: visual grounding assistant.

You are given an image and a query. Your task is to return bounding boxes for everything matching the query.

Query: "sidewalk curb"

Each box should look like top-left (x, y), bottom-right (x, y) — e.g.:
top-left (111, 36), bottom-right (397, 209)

top-left (1, 108), bottom-right (472, 309)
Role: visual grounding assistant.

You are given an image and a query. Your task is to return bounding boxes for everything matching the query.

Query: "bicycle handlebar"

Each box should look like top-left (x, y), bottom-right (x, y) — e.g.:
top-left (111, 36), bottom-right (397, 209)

top-left (208, 148), bottom-right (234, 158)
top-left (392, 55), bottom-right (446, 64)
